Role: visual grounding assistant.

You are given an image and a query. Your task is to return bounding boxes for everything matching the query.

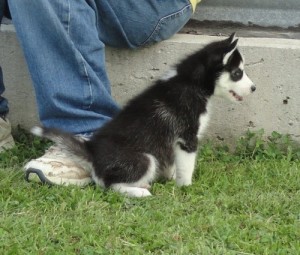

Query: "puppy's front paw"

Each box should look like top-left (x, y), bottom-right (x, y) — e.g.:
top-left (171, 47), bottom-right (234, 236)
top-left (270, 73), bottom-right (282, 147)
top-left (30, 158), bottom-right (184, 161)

top-left (176, 178), bottom-right (192, 187)
top-left (130, 188), bottom-right (152, 197)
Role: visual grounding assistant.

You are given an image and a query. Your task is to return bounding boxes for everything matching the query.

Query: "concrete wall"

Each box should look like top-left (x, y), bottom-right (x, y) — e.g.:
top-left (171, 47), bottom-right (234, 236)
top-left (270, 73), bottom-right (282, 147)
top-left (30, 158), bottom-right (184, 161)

top-left (194, 0), bottom-right (300, 28)
top-left (1, 27), bottom-right (300, 144)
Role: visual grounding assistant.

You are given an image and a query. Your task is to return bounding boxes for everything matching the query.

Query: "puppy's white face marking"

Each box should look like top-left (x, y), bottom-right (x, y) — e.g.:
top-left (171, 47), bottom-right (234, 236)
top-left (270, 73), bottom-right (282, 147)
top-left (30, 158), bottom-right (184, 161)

top-left (215, 59), bottom-right (255, 102)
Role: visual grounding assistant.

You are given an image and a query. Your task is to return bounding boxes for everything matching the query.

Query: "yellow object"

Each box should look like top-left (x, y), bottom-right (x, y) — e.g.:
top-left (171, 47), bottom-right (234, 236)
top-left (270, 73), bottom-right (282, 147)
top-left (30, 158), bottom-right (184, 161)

top-left (190, 0), bottom-right (201, 12)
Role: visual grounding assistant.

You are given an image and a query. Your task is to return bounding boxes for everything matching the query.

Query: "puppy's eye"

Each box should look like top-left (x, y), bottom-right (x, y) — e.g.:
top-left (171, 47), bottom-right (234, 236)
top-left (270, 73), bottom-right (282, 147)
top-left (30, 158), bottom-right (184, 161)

top-left (231, 69), bottom-right (243, 81)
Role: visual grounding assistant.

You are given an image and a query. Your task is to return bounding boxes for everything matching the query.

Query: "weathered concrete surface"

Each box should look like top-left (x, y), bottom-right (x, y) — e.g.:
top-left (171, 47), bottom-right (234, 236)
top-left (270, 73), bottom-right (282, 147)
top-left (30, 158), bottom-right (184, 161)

top-left (1, 27), bottom-right (300, 144)
top-left (194, 0), bottom-right (300, 29)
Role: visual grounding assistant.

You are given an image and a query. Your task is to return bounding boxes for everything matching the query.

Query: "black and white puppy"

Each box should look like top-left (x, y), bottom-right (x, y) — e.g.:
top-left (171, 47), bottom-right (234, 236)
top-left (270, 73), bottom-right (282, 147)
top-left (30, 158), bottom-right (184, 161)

top-left (32, 33), bottom-right (256, 197)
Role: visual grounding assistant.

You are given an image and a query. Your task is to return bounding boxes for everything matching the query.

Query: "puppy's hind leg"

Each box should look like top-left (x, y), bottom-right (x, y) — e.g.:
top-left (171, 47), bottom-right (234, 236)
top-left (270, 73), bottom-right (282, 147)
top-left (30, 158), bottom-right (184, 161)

top-left (104, 153), bottom-right (157, 197)
top-left (111, 184), bottom-right (152, 197)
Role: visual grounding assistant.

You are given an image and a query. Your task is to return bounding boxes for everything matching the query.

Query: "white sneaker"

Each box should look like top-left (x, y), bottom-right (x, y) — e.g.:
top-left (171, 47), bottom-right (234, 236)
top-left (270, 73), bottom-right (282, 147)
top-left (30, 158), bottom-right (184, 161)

top-left (24, 145), bottom-right (93, 186)
top-left (0, 117), bottom-right (15, 152)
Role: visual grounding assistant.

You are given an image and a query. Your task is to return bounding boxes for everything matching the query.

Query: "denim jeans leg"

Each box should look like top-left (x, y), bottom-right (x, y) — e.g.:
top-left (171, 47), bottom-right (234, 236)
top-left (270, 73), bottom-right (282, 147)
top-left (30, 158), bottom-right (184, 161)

top-left (8, 0), bottom-right (193, 134)
top-left (0, 66), bottom-right (9, 117)
top-left (8, 0), bottom-right (120, 134)
top-left (95, 0), bottom-right (193, 48)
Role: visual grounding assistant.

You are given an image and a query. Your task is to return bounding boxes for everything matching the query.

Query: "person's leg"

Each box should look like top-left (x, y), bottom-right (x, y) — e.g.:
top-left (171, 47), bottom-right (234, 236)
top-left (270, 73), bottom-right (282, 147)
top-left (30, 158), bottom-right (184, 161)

top-left (94, 0), bottom-right (193, 48)
top-left (9, 0), bottom-right (194, 133)
top-left (9, 0), bottom-right (114, 185)
top-left (8, 0), bottom-right (119, 135)
top-left (0, 67), bottom-right (9, 118)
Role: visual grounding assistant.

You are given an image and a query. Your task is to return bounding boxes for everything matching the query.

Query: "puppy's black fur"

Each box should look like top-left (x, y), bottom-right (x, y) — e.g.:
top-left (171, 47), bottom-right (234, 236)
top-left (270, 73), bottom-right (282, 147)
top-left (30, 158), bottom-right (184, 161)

top-left (33, 33), bottom-right (254, 196)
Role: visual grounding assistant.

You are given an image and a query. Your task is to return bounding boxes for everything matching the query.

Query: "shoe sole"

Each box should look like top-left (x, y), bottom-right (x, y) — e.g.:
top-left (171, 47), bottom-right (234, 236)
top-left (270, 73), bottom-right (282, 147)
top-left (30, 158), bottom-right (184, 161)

top-left (25, 168), bottom-right (55, 185)
top-left (25, 168), bottom-right (93, 186)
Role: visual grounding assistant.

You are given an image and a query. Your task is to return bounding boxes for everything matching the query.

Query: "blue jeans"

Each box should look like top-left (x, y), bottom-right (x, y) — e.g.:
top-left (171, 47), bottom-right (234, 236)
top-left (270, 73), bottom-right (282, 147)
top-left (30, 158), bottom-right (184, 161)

top-left (0, 66), bottom-right (9, 117)
top-left (8, 0), bottom-right (192, 134)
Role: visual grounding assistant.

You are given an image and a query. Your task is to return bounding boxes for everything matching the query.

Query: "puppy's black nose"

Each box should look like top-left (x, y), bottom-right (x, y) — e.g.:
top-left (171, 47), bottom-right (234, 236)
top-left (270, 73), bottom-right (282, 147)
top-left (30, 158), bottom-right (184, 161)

top-left (251, 85), bottom-right (256, 92)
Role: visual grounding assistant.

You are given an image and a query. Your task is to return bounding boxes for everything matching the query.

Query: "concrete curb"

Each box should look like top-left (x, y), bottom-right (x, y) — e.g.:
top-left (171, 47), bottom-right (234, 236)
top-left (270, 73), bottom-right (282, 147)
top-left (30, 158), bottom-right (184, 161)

top-left (1, 29), bottom-right (300, 144)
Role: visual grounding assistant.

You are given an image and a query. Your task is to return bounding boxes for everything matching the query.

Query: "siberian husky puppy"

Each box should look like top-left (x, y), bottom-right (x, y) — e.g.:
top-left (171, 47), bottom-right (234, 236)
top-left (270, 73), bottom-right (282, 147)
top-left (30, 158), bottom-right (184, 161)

top-left (31, 33), bottom-right (256, 197)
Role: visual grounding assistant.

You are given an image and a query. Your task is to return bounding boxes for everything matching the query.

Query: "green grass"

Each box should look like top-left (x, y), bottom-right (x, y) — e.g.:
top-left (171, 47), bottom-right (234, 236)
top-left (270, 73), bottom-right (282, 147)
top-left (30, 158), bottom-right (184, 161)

top-left (0, 128), bottom-right (299, 254)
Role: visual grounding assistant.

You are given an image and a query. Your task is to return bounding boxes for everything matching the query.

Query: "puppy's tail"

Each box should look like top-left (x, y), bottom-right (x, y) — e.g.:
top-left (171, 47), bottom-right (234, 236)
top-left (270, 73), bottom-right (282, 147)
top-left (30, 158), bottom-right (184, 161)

top-left (31, 126), bottom-right (93, 171)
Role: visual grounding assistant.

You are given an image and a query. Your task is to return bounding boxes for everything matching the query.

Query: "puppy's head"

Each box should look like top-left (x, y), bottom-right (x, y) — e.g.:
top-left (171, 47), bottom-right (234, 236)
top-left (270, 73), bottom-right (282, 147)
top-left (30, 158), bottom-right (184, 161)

top-left (213, 33), bottom-right (256, 102)
top-left (175, 33), bottom-right (256, 101)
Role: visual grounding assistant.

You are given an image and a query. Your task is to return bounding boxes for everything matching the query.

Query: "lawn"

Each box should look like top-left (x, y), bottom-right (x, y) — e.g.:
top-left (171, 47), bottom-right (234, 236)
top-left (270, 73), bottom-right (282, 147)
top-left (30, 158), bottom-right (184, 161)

top-left (0, 128), bottom-right (299, 255)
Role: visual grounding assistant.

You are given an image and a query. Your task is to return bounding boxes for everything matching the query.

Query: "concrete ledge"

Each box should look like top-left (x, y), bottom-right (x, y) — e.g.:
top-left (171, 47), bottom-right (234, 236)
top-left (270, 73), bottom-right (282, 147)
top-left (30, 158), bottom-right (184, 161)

top-left (1, 28), bottom-right (300, 144)
top-left (194, 0), bottom-right (300, 29)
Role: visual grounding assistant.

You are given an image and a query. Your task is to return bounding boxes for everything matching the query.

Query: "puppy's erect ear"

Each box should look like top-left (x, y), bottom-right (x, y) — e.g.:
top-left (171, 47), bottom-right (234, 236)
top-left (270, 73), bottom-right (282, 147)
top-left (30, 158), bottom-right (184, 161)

top-left (223, 37), bottom-right (239, 65)
top-left (228, 32), bottom-right (237, 44)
